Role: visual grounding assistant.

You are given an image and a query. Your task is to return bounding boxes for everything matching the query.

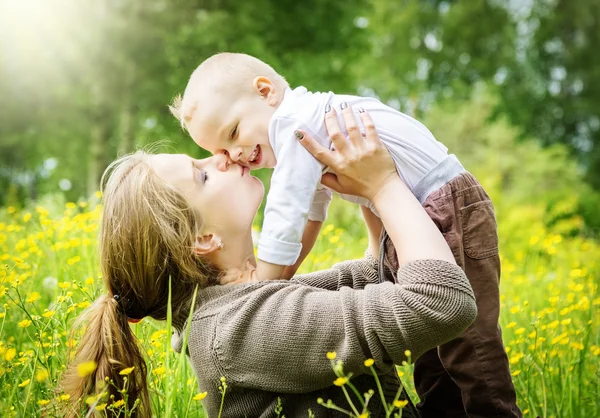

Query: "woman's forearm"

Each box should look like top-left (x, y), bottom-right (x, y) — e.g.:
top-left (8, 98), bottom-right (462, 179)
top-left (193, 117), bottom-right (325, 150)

top-left (371, 178), bottom-right (456, 266)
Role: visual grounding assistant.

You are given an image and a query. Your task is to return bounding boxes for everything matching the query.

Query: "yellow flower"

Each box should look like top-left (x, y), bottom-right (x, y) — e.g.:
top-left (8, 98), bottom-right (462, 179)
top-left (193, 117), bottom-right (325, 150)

top-left (77, 361), bottom-right (97, 377)
top-left (85, 395), bottom-right (98, 406)
top-left (193, 392), bottom-right (208, 401)
top-left (119, 366), bottom-right (135, 375)
top-left (95, 403), bottom-right (107, 411)
top-left (18, 379), bottom-right (31, 387)
top-left (42, 310), bottom-right (55, 318)
top-left (333, 377), bottom-right (348, 386)
top-left (404, 350), bottom-right (411, 358)
top-left (5, 348), bottom-right (16, 362)
top-left (364, 358), bottom-right (374, 368)
top-left (59, 394), bottom-right (71, 401)
top-left (359, 414), bottom-right (369, 418)
top-left (506, 321), bottom-right (517, 328)
top-left (397, 370), bottom-right (405, 378)
top-left (393, 399), bottom-right (409, 408)
top-left (95, 191), bottom-right (103, 199)
top-left (85, 277), bottom-right (95, 286)
top-left (0, 312), bottom-right (5, 319)
top-left (26, 292), bottom-right (41, 303)
top-left (152, 366), bottom-right (166, 376)
top-left (512, 370), bottom-right (521, 377)
top-left (37, 400), bottom-right (50, 406)
top-left (515, 327), bottom-right (525, 335)
top-left (35, 369), bottom-right (49, 382)
top-left (326, 351), bottom-right (337, 360)
top-left (67, 256), bottom-right (81, 265)
top-left (23, 213), bottom-right (31, 222)
top-left (18, 319), bottom-right (32, 328)
top-left (112, 399), bottom-right (125, 408)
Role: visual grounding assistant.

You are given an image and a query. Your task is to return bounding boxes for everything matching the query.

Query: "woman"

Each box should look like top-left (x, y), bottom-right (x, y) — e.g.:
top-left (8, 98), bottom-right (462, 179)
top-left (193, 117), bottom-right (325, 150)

top-left (60, 107), bottom-right (477, 417)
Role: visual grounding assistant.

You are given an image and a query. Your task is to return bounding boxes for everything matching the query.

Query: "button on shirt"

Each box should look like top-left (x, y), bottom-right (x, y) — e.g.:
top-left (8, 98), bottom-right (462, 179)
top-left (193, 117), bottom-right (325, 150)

top-left (257, 87), bottom-right (449, 266)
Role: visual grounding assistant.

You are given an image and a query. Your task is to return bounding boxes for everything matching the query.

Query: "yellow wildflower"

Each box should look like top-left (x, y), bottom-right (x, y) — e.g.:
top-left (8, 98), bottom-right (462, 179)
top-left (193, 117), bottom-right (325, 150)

top-left (18, 319), bottom-right (32, 328)
top-left (152, 366), bottom-right (166, 376)
top-left (37, 400), bottom-right (50, 406)
top-left (393, 400), bottom-right (409, 408)
top-left (326, 351), bottom-right (337, 360)
top-left (193, 392), bottom-right (208, 401)
top-left (119, 366), bottom-right (135, 375)
top-left (333, 377), bottom-right (348, 386)
top-left (364, 358), bottom-right (374, 368)
top-left (42, 310), bottom-right (55, 318)
top-left (95, 403), bottom-right (107, 411)
top-left (18, 379), bottom-right (31, 387)
top-left (5, 348), bottom-right (16, 362)
top-left (112, 399), bottom-right (125, 408)
top-left (35, 369), bottom-right (49, 382)
top-left (77, 361), bottom-right (97, 377)
top-left (26, 292), bottom-right (41, 303)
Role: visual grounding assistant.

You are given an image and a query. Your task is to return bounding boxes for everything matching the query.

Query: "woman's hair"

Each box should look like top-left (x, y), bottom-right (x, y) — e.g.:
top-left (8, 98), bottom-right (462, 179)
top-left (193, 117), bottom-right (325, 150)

top-left (59, 151), bottom-right (220, 417)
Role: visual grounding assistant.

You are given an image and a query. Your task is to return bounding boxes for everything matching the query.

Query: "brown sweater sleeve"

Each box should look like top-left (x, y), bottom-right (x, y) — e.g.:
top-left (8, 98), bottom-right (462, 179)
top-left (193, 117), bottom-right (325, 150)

top-left (208, 259), bottom-right (477, 394)
top-left (291, 254), bottom-right (379, 290)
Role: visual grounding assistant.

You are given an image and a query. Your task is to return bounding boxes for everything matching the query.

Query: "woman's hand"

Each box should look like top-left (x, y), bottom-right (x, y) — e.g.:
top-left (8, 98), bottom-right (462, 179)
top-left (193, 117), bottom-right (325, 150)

top-left (295, 104), bottom-right (399, 202)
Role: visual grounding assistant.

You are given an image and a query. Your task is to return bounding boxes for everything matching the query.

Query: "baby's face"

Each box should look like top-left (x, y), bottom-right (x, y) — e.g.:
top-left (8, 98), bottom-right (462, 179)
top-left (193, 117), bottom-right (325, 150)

top-left (186, 89), bottom-right (277, 169)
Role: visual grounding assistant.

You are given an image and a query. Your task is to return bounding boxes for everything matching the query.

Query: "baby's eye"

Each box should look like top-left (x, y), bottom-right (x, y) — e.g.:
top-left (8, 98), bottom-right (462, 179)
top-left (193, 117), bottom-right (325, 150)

top-left (201, 171), bottom-right (208, 183)
top-left (230, 125), bottom-right (238, 140)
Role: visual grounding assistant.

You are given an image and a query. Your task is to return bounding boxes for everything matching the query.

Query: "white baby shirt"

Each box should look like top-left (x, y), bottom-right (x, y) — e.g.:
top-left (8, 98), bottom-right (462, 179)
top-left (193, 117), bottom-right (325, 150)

top-left (257, 87), bottom-right (449, 266)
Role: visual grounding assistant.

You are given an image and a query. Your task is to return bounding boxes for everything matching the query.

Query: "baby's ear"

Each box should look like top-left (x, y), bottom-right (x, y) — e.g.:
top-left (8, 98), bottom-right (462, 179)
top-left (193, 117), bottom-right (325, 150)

top-left (253, 76), bottom-right (278, 105)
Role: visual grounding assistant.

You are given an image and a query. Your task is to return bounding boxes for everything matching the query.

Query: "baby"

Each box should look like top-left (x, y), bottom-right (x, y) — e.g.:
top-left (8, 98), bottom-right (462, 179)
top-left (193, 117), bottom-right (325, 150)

top-left (170, 52), bottom-right (457, 278)
top-left (170, 52), bottom-right (520, 417)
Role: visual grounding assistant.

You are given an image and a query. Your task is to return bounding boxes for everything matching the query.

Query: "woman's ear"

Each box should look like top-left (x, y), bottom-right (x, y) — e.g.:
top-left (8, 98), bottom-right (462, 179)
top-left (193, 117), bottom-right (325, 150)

top-left (253, 76), bottom-right (278, 106)
top-left (193, 233), bottom-right (222, 256)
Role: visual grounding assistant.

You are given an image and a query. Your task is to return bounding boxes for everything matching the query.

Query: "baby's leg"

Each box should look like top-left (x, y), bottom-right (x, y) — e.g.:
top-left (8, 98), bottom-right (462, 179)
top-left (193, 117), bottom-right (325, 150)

top-left (416, 173), bottom-right (521, 418)
top-left (361, 205), bottom-right (383, 258)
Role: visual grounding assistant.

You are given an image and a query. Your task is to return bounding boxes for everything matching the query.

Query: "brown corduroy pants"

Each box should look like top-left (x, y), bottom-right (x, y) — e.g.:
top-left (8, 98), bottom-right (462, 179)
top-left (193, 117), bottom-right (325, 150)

top-left (382, 172), bottom-right (522, 418)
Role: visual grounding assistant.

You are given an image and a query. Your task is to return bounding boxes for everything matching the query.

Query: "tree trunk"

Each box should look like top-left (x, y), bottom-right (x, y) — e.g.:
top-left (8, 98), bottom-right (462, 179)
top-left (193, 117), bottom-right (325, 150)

top-left (87, 121), bottom-right (107, 196)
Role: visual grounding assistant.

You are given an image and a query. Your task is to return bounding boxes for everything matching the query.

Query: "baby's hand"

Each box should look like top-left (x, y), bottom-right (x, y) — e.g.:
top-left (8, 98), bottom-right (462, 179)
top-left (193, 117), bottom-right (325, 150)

top-left (220, 260), bottom-right (259, 285)
top-left (256, 259), bottom-right (287, 281)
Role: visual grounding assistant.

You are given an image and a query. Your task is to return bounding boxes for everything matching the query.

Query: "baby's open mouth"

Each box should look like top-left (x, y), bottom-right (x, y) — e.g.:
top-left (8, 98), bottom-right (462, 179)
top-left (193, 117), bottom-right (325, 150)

top-left (248, 145), bottom-right (262, 165)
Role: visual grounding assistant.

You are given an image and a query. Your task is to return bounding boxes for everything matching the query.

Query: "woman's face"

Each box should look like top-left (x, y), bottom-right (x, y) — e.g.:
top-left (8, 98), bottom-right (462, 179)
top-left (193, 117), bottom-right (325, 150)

top-left (150, 153), bottom-right (264, 234)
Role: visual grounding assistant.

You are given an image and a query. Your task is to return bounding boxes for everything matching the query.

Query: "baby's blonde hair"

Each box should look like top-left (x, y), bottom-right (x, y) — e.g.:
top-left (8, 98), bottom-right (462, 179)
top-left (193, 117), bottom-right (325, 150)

top-left (169, 52), bottom-right (289, 129)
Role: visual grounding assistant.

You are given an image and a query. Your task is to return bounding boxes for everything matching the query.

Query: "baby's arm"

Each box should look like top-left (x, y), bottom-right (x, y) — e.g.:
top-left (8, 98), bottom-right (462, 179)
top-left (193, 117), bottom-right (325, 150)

top-left (256, 118), bottom-right (324, 281)
top-left (281, 219), bottom-right (322, 280)
top-left (361, 205), bottom-right (383, 259)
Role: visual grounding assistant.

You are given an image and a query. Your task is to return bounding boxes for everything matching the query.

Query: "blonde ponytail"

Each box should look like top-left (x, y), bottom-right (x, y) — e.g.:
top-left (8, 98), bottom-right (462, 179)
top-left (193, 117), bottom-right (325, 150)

top-left (59, 151), bottom-right (220, 416)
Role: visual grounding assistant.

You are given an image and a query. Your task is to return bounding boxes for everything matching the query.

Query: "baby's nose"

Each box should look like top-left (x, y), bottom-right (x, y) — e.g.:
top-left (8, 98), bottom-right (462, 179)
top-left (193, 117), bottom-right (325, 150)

top-left (214, 153), bottom-right (232, 171)
top-left (227, 147), bottom-right (243, 162)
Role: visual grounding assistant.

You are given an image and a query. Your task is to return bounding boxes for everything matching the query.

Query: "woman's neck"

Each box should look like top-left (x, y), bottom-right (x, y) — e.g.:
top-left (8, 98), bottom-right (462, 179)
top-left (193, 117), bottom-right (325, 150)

top-left (210, 229), bottom-right (258, 285)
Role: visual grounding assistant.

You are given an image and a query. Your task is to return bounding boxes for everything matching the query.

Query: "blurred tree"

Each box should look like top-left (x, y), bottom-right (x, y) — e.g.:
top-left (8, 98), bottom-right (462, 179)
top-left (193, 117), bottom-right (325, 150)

top-left (496, 0), bottom-right (600, 189)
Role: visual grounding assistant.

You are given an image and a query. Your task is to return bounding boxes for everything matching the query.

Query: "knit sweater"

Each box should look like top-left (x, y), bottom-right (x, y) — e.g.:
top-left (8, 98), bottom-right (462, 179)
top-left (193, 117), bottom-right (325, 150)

top-left (172, 257), bottom-right (477, 417)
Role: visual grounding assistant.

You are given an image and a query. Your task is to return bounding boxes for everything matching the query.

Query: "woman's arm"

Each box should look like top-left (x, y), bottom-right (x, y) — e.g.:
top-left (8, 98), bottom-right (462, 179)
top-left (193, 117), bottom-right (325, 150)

top-left (291, 255), bottom-right (379, 290)
top-left (203, 259), bottom-right (476, 393)
top-left (297, 105), bottom-right (456, 266)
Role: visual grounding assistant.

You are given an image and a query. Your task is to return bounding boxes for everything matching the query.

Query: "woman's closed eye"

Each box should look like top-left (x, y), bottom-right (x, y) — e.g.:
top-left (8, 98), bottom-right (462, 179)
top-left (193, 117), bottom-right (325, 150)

top-left (193, 164), bottom-right (208, 184)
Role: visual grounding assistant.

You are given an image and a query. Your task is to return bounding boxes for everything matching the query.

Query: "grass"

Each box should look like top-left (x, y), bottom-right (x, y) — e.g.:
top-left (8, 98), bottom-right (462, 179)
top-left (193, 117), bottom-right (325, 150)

top-left (0, 193), bottom-right (599, 417)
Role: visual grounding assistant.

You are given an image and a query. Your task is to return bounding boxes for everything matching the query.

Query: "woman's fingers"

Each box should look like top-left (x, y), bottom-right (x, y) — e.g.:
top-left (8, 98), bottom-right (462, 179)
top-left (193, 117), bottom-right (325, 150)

top-left (358, 109), bottom-right (379, 146)
top-left (324, 106), bottom-right (348, 153)
top-left (340, 103), bottom-right (363, 148)
top-left (295, 129), bottom-right (335, 167)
